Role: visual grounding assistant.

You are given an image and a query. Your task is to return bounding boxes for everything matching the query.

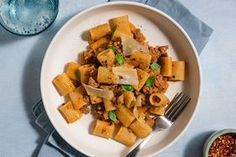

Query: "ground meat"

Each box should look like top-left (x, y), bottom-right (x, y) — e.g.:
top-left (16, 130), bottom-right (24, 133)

top-left (95, 103), bottom-right (105, 111)
top-left (88, 66), bottom-right (98, 78)
top-left (108, 40), bottom-right (122, 54)
top-left (91, 104), bottom-right (106, 120)
top-left (103, 111), bottom-right (109, 120)
top-left (114, 86), bottom-right (123, 96)
top-left (143, 74), bottom-right (168, 94)
top-left (132, 28), bottom-right (146, 44)
top-left (88, 77), bottom-right (99, 88)
top-left (111, 97), bottom-right (117, 104)
top-left (94, 111), bottom-right (104, 120)
top-left (94, 47), bottom-right (106, 55)
top-left (83, 49), bottom-right (97, 63)
top-left (158, 45), bottom-right (169, 57)
top-left (83, 49), bottom-right (93, 60)
top-left (154, 75), bottom-right (169, 92)
top-left (117, 94), bottom-right (124, 105)
top-left (100, 85), bottom-right (121, 95)
top-left (80, 105), bottom-right (89, 114)
top-left (149, 46), bottom-right (161, 62)
top-left (149, 69), bottom-right (160, 76)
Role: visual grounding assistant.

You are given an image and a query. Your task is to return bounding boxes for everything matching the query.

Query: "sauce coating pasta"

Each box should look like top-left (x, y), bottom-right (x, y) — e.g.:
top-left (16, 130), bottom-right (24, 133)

top-left (52, 15), bottom-right (186, 147)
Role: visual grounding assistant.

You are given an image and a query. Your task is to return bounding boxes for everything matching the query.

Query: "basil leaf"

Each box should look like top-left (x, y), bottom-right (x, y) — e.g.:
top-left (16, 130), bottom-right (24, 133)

top-left (145, 76), bottom-right (155, 87)
top-left (111, 26), bottom-right (117, 34)
top-left (109, 47), bottom-right (116, 53)
top-left (150, 63), bottom-right (160, 70)
top-left (121, 85), bottom-right (134, 92)
top-left (75, 69), bottom-right (80, 79)
top-left (115, 54), bottom-right (125, 65)
top-left (108, 111), bottom-right (117, 122)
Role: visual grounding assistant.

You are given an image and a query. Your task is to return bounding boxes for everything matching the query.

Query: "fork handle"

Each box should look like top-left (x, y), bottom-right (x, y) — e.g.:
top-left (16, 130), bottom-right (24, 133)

top-left (125, 134), bottom-right (153, 157)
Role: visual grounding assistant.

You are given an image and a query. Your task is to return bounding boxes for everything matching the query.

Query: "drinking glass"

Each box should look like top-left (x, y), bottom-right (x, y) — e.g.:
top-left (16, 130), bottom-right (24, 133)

top-left (0, 0), bottom-right (59, 36)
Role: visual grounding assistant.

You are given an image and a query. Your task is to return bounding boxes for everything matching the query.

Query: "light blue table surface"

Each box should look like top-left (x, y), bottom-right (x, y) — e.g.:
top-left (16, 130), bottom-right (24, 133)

top-left (0, 0), bottom-right (236, 157)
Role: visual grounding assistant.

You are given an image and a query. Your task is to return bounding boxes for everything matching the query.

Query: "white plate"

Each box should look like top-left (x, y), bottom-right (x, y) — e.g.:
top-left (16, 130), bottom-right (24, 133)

top-left (40, 2), bottom-right (201, 157)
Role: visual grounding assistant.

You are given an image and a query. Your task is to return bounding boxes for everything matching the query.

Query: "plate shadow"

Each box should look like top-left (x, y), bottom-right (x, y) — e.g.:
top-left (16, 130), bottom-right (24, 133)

top-left (183, 131), bottom-right (214, 157)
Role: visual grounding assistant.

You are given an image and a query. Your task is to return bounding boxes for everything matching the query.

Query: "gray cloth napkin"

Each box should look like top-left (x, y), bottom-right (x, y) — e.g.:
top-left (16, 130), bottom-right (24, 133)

top-left (32, 0), bottom-right (213, 156)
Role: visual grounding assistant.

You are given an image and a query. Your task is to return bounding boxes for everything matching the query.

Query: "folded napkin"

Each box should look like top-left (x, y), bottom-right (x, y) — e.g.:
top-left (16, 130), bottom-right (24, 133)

top-left (33, 0), bottom-right (213, 156)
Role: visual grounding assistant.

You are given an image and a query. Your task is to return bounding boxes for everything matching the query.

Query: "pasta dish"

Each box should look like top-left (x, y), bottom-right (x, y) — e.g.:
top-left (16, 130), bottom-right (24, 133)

top-left (52, 15), bottom-right (185, 147)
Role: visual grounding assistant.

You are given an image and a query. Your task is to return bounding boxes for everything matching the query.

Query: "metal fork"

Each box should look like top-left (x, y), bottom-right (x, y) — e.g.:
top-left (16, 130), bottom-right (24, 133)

top-left (126, 92), bottom-right (191, 157)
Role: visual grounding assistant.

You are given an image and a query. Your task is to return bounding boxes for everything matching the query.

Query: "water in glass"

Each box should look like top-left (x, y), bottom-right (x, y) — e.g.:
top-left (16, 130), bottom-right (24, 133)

top-left (0, 0), bottom-right (58, 35)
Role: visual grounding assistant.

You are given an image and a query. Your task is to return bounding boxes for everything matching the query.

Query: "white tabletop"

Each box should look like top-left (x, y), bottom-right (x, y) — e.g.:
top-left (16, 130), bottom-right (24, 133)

top-left (0, 0), bottom-right (236, 157)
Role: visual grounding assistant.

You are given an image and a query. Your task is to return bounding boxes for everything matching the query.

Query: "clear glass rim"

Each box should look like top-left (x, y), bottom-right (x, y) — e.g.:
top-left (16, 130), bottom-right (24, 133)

top-left (0, 0), bottom-right (59, 36)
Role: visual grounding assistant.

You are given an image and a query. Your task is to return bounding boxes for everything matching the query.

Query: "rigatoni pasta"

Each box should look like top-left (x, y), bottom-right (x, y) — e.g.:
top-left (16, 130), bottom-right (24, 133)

top-left (109, 15), bottom-right (133, 38)
top-left (160, 57), bottom-right (172, 77)
top-left (129, 119), bottom-right (152, 138)
top-left (103, 99), bottom-right (116, 111)
top-left (90, 36), bottom-right (110, 50)
top-left (90, 96), bottom-right (103, 104)
top-left (92, 120), bottom-right (115, 138)
top-left (59, 101), bottom-right (82, 123)
top-left (53, 73), bottom-right (75, 96)
top-left (170, 61), bottom-right (185, 81)
top-left (52, 15), bottom-right (186, 147)
top-left (116, 105), bottom-right (135, 127)
top-left (89, 23), bottom-right (111, 41)
top-left (128, 51), bottom-right (152, 70)
top-left (97, 66), bottom-right (119, 84)
top-left (123, 91), bottom-right (136, 108)
top-left (114, 126), bottom-right (137, 147)
top-left (78, 64), bottom-right (95, 83)
top-left (69, 86), bottom-right (88, 110)
top-left (149, 93), bottom-right (168, 107)
top-left (66, 62), bottom-right (80, 80)
top-left (149, 106), bottom-right (166, 116)
top-left (133, 69), bottom-right (149, 91)
top-left (97, 48), bottom-right (116, 67)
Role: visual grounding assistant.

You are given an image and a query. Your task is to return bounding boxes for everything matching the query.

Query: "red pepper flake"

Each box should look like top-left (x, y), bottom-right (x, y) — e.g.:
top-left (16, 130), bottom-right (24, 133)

top-left (208, 134), bottom-right (236, 157)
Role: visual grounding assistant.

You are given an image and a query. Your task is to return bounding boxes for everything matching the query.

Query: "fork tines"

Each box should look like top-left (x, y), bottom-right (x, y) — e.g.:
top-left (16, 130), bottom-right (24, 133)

top-left (165, 92), bottom-right (191, 122)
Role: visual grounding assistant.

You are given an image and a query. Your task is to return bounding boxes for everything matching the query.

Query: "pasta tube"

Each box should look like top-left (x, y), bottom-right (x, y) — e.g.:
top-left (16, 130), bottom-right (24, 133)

top-left (149, 93), bottom-right (168, 107)
top-left (129, 22), bottom-right (137, 33)
top-left (78, 64), bottom-right (95, 83)
top-left (149, 106), bottom-right (166, 116)
top-left (90, 96), bottom-right (103, 104)
top-left (160, 57), bottom-right (172, 77)
top-left (69, 86), bottom-right (88, 110)
top-left (59, 101), bottom-right (82, 123)
top-left (97, 49), bottom-right (116, 67)
top-left (66, 62), bottom-right (80, 80)
top-left (89, 23), bottom-right (111, 41)
top-left (53, 73), bottom-right (75, 96)
top-left (90, 36), bottom-right (110, 50)
top-left (124, 92), bottom-right (136, 108)
top-left (116, 105), bottom-right (135, 127)
top-left (114, 126), bottom-right (136, 147)
top-left (92, 120), bottom-right (115, 139)
top-left (133, 69), bottom-right (149, 91)
top-left (170, 61), bottom-right (185, 81)
top-left (128, 51), bottom-right (152, 70)
top-left (97, 67), bottom-right (119, 84)
top-left (109, 15), bottom-right (133, 38)
top-left (104, 99), bottom-right (116, 111)
top-left (129, 119), bottom-right (152, 138)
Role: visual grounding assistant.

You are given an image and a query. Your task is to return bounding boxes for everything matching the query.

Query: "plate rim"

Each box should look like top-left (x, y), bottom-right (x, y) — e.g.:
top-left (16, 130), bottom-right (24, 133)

top-left (40, 1), bottom-right (202, 156)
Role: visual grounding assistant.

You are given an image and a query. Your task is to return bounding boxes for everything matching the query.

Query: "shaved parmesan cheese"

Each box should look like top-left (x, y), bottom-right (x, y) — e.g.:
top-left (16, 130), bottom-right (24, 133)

top-left (121, 35), bottom-right (149, 56)
top-left (134, 95), bottom-right (143, 107)
top-left (82, 84), bottom-right (114, 100)
top-left (112, 67), bottom-right (139, 86)
top-left (133, 106), bottom-right (139, 120)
